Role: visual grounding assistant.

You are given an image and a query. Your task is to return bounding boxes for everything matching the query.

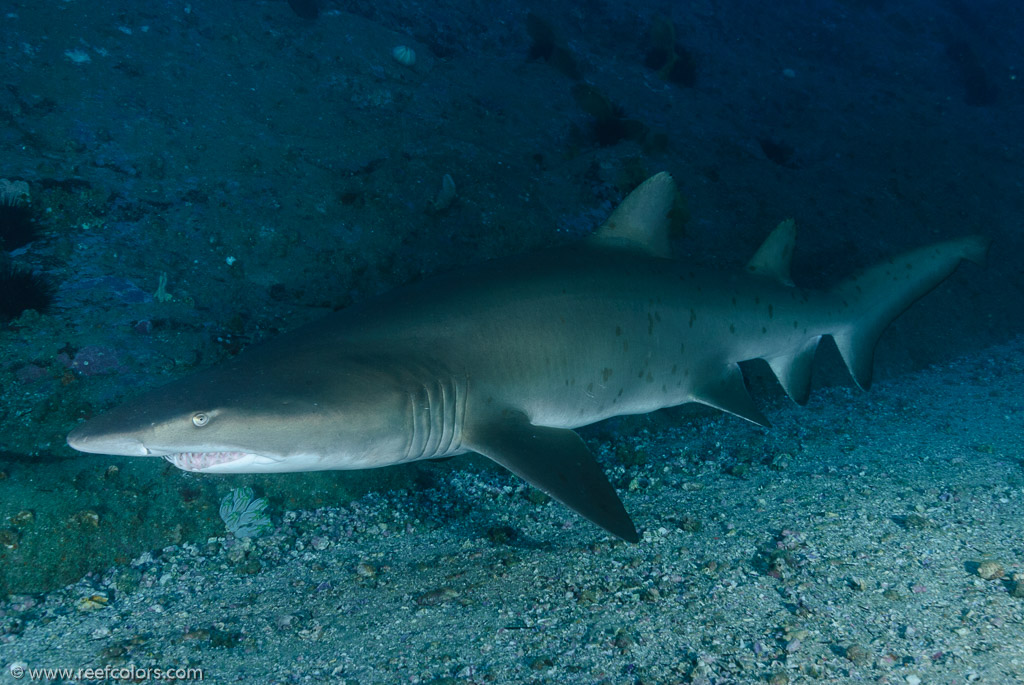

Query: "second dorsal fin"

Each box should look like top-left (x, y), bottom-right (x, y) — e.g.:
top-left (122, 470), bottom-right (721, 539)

top-left (746, 219), bottom-right (796, 286)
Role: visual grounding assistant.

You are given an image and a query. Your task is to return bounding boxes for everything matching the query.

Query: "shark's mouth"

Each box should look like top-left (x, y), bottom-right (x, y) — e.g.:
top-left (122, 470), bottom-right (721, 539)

top-left (162, 451), bottom-right (285, 473)
top-left (163, 451), bottom-right (251, 471)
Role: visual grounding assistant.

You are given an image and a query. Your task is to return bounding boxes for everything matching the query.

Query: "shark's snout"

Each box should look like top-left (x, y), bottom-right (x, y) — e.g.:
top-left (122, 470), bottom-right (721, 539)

top-left (67, 423), bottom-right (151, 457)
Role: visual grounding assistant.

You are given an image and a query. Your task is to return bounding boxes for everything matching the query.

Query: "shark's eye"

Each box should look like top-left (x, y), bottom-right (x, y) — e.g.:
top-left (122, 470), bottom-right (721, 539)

top-left (192, 412), bottom-right (210, 427)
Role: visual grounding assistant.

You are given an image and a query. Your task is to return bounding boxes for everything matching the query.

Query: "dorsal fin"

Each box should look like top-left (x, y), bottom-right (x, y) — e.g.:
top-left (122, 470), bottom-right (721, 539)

top-left (746, 219), bottom-right (796, 286)
top-left (587, 172), bottom-right (675, 258)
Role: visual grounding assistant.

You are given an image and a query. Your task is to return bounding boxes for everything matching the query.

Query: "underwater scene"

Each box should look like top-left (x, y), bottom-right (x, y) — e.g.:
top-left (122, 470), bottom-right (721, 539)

top-left (1, 0), bottom-right (1022, 682)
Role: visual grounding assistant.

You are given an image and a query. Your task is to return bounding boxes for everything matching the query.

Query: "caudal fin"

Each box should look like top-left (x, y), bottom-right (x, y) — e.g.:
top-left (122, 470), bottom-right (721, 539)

top-left (830, 235), bottom-right (988, 389)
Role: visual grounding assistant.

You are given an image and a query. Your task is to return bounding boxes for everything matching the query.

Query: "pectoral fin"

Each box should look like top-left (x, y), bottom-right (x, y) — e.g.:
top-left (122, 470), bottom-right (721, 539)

top-left (465, 414), bottom-right (639, 542)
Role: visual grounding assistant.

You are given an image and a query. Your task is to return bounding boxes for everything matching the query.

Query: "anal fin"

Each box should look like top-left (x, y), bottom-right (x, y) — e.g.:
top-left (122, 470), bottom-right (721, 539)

top-left (766, 336), bottom-right (821, 405)
top-left (464, 413), bottom-right (638, 542)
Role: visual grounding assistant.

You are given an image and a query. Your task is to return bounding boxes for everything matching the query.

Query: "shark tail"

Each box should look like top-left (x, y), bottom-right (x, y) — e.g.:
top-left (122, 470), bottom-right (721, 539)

top-left (829, 235), bottom-right (988, 390)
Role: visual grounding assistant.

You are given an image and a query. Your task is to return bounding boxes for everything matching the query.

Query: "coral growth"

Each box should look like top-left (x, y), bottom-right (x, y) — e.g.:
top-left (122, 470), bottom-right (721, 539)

top-left (219, 487), bottom-right (273, 538)
top-left (645, 16), bottom-right (697, 87)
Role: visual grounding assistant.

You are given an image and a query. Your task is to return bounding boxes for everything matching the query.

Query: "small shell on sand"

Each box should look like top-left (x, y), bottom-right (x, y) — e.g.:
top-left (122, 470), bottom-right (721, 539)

top-left (392, 45), bottom-right (416, 67)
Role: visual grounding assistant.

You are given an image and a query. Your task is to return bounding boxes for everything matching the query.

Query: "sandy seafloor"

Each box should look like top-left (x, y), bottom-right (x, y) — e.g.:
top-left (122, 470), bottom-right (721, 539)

top-left (1, 0), bottom-right (1023, 682)
top-left (2, 336), bottom-right (1023, 684)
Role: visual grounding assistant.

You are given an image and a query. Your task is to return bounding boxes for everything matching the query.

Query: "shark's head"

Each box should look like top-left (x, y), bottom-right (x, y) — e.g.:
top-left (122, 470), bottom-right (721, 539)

top-left (67, 351), bottom-right (416, 473)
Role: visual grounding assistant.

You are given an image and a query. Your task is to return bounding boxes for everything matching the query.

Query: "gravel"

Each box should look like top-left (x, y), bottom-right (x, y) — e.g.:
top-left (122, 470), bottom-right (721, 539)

top-left (3, 338), bottom-right (1022, 683)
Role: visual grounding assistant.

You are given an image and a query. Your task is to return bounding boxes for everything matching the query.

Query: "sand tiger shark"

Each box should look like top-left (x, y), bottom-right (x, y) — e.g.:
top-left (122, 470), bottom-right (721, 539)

top-left (67, 173), bottom-right (987, 542)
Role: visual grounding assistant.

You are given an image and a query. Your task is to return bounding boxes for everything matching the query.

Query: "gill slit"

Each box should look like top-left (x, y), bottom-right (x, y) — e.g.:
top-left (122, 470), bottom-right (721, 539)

top-left (406, 373), bottom-right (467, 461)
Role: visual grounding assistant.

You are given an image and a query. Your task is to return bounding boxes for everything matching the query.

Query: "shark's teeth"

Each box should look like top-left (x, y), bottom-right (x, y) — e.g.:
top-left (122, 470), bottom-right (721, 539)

top-left (164, 451), bottom-right (250, 471)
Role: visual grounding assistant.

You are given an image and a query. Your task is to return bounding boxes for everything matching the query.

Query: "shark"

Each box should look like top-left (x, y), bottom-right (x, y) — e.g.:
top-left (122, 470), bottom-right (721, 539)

top-left (67, 173), bottom-right (987, 542)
